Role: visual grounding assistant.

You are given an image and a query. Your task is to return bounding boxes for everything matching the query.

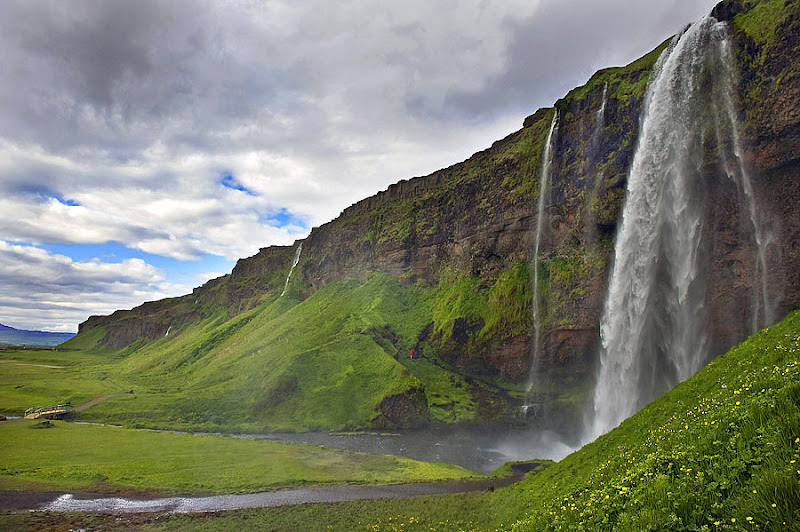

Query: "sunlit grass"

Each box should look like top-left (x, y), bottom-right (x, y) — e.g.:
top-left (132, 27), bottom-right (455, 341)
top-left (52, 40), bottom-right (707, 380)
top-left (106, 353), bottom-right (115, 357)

top-left (0, 420), bottom-right (475, 494)
top-left (0, 348), bottom-right (118, 415)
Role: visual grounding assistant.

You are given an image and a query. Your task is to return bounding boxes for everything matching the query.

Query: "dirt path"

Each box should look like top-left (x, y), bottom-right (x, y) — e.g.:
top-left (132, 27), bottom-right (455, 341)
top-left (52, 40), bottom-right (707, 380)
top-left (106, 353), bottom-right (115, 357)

top-left (74, 394), bottom-right (122, 412)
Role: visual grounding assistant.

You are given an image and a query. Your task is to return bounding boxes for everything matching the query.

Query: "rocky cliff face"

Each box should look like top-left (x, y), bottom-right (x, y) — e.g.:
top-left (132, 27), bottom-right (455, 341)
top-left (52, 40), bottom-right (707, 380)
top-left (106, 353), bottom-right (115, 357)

top-left (78, 0), bottom-right (800, 428)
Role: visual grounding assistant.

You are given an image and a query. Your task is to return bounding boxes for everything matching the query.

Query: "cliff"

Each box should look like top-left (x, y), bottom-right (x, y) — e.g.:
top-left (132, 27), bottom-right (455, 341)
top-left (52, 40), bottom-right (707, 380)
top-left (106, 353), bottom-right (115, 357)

top-left (74, 0), bottom-right (800, 432)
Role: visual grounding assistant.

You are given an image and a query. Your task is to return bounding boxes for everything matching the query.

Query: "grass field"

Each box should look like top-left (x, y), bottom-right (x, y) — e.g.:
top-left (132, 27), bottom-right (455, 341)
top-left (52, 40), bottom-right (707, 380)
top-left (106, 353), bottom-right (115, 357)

top-left (0, 348), bottom-right (120, 416)
top-left (0, 420), bottom-right (474, 495)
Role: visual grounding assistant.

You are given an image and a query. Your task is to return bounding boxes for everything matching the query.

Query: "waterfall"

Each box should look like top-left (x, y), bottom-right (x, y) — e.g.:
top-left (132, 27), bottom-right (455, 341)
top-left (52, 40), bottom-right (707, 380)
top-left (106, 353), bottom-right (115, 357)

top-left (584, 82), bottom-right (610, 242)
top-left (280, 242), bottom-right (303, 297)
top-left (715, 35), bottom-right (773, 332)
top-left (523, 111), bottom-right (559, 416)
top-left (596, 82), bottom-right (608, 123)
top-left (590, 16), bottom-right (772, 438)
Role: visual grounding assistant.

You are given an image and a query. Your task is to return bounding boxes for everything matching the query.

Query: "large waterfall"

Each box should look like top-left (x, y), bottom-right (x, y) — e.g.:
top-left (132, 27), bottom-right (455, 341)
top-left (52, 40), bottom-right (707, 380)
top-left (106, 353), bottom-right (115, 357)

top-left (590, 16), bottom-right (772, 438)
top-left (523, 111), bottom-right (559, 416)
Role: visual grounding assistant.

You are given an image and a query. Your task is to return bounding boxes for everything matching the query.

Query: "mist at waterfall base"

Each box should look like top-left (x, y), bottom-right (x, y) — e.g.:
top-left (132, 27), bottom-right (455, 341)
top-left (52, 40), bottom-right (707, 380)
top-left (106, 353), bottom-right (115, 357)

top-left (584, 15), bottom-right (773, 441)
top-left (235, 427), bottom-right (572, 474)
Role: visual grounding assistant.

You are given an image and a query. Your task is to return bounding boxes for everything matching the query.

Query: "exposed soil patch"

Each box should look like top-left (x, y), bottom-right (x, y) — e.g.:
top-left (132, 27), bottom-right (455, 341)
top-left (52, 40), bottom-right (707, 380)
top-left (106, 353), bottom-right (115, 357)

top-left (74, 395), bottom-right (122, 412)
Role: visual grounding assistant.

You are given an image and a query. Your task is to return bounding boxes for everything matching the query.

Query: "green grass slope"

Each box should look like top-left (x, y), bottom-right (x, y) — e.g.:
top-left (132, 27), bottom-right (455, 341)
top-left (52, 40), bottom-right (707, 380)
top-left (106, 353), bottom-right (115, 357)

top-left (61, 308), bottom-right (799, 531)
top-left (490, 309), bottom-right (800, 531)
top-left (70, 273), bottom-right (496, 432)
top-left (0, 348), bottom-right (121, 415)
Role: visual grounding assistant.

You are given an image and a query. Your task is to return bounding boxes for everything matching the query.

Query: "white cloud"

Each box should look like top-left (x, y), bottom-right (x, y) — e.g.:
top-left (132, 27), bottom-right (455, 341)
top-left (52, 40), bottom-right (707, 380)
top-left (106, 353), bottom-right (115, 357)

top-left (0, 241), bottom-right (187, 332)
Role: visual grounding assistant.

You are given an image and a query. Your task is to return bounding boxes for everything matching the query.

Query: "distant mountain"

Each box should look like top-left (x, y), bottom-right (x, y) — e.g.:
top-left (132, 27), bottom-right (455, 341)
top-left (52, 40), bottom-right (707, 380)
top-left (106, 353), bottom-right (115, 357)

top-left (0, 323), bottom-right (75, 347)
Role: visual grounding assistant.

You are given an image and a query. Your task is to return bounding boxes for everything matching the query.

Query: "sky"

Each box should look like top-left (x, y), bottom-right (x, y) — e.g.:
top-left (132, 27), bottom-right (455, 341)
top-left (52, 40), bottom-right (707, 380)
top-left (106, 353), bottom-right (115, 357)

top-left (0, 0), bottom-right (719, 333)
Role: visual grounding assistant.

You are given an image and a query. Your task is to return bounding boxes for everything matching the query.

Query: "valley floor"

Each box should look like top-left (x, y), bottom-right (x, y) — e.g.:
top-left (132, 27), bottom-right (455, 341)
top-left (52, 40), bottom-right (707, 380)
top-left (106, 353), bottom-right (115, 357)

top-left (3, 309), bottom-right (799, 531)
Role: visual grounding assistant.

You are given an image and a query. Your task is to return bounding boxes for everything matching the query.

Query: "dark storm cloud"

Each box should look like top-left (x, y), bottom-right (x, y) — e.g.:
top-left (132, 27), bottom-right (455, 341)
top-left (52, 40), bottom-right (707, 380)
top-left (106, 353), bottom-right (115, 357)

top-left (0, 0), bottom-right (310, 155)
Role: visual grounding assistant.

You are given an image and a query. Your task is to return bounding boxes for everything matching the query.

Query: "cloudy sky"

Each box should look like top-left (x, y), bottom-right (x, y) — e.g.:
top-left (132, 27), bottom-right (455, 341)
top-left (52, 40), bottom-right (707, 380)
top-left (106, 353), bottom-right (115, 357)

top-left (0, 0), bottom-right (718, 333)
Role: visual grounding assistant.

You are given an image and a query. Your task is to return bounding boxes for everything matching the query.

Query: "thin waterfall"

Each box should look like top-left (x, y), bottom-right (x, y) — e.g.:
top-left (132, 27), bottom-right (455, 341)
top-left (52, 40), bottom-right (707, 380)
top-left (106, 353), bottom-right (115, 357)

top-left (715, 34), bottom-right (773, 331)
top-left (596, 82), bottom-right (608, 123)
top-left (280, 242), bottom-right (303, 297)
top-left (523, 111), bottom-right (559, 417)
top-left (584, 82), bottom-right (610, 242)
top-left (589, 16), bottom-right (772, 439)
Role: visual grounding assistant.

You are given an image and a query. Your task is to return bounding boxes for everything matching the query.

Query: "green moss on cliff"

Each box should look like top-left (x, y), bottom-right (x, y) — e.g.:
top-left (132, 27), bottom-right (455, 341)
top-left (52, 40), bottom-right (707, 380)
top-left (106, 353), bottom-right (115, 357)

top-left (561, 37), bottom-right (670, 107)
top-left (427, 268), bottom-right (486, 338)
top-left (735, 0), bottom-right (787, 45)
top-left (482, 261), bottom-right (532, 340)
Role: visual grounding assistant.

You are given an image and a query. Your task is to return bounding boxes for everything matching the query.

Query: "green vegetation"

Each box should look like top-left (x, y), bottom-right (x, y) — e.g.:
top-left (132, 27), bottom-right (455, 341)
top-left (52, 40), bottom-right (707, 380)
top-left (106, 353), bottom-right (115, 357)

top-left (482, 261), bottom-right (532, 340)
top-left (0, 348), bottom-right (120, 414)
top-left (735, 0), bottom-right (787, 45)
top-left (0, 420), bottom-right (473, 494)
top-left (76, 275), bottom-right (426, 432)
top-left (25, 308), bottom-right (797, 531)
top-left (427, 268), bottom-right (486, 338)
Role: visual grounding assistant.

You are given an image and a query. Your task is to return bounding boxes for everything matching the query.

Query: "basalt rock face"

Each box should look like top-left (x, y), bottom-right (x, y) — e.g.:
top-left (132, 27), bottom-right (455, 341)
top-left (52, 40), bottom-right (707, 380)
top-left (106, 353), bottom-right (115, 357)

top-left (77, 0), bottom-right (800, 428)
top-left (735, 0), bottom-right (800, 320)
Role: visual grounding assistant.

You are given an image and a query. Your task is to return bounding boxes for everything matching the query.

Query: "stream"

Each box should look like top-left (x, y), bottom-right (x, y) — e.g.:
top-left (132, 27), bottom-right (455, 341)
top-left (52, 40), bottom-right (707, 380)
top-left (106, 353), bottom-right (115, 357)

top-left (24, 425), bottom-right (575, 513)
top-left (38, 477), bottom-right (518, 514)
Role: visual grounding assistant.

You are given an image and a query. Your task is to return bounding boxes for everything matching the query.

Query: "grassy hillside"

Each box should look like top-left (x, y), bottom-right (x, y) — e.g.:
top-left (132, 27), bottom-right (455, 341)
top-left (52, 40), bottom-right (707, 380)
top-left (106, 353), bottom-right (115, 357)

top-left (49, 274), bottom-right (509, 432)
top-left (38, 308), bottom-right (796, 531)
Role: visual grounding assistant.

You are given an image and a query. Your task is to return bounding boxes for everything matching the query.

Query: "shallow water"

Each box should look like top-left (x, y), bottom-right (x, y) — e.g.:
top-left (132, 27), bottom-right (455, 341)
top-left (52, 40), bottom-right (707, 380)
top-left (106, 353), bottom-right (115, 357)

top-left (29, 424), bottom-right (576, 513)
top-left (40, 477), bottom-right (516, 513)
top-left (237, 425), bottom-right (575, 474)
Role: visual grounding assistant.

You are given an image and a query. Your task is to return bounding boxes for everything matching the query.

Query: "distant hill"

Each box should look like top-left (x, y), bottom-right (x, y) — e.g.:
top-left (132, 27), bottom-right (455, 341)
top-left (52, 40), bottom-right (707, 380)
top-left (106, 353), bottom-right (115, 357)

top-left (0, 323), bottom-right (75, 347)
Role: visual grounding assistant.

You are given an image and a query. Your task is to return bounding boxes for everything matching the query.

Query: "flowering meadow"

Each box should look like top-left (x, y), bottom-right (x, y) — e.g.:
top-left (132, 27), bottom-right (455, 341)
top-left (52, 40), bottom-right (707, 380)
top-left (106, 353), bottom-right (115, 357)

top-left (498, 309), bottom-right (800, 531)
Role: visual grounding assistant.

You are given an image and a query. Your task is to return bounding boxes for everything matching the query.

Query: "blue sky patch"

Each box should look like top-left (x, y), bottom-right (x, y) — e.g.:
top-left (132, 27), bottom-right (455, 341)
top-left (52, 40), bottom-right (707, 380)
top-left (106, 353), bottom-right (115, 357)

top-left (258, 208), bottom-right (308, 230)
top-left (53, 195), bottom-right (81, 207)
top-left (41, 241), bottom-right (235, 290)
top-left (220, 172), bottom-right (257, 196)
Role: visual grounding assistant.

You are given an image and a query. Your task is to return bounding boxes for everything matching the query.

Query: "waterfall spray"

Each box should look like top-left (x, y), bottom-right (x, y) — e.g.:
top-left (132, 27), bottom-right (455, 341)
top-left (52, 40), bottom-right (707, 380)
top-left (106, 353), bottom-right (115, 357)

top-left (589, 16), bottom-right (772, 439)
top-left (523, 111), bottom-right (559, 417)
top-left (280, 242), bottom-right (303, 297)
